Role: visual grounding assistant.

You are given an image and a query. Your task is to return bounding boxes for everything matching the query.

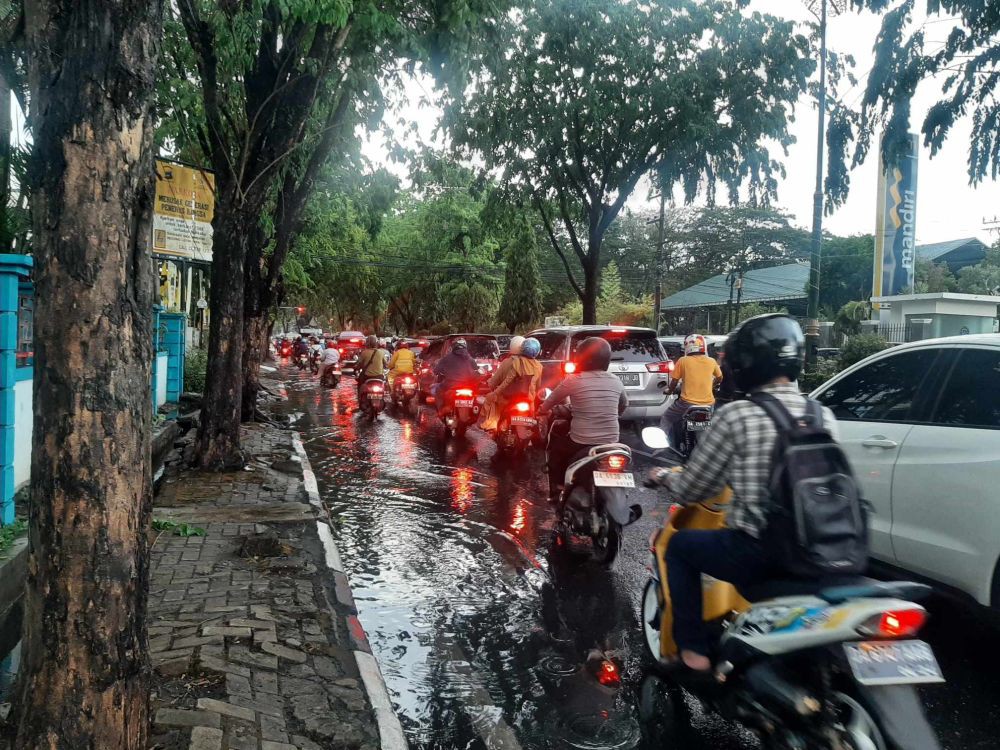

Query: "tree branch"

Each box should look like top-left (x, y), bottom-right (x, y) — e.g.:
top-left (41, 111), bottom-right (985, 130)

top-left (536, 197), bottom-right (583, 298)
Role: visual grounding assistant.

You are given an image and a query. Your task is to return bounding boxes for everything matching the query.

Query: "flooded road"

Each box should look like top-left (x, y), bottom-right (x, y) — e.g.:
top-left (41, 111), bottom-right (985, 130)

top-left (280, 365), bottom-right (999, 750)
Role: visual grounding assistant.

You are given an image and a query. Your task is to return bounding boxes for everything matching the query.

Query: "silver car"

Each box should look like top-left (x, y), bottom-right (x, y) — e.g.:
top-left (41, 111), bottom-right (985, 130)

top-left (526, 325), bottom-right (673, 423)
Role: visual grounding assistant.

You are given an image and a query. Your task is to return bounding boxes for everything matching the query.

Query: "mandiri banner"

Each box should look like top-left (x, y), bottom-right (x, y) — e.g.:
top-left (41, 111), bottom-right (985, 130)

top-left (873, 133), bottom-right (919, 304)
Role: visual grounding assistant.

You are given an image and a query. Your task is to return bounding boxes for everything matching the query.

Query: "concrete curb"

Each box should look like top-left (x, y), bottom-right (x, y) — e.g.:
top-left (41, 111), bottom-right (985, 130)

top-left (291, 434), bottom-right (408, 750)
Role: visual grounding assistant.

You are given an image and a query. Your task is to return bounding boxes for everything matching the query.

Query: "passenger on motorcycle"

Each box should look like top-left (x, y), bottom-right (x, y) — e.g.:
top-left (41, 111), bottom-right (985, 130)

top-left (660, 334), bottom-right (722, 447)
top-left (478, 336), bottom-right (543, 431)
top-left (387, 340), bottom-right (416, 386)
top-left (318, 340), bottom-right (340, 381)
top-left (355, 335), bottom-right (389, 401)
top-left (292, 335), bottom-right (309, 357)
top-left (645, 315), bottom-right (839, 673)
top-left (538, 337), bottom-right (628, 502)
top-left (432, 339), bottom-right (479, 412)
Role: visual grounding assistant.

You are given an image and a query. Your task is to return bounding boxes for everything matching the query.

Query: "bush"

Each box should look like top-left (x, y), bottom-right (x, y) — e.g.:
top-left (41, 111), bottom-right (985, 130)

top-left (799, 358), bottom-right (840, 393)
top-left (184, 349), bottom-right (209, 393)
top-left (839, 333), bottom-right (889, 370)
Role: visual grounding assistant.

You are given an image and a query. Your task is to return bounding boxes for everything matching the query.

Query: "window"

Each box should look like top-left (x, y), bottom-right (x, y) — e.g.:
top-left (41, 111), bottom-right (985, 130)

top-left (815, 349), bottom-right (940, 422)
top-left (457, 337), bottom-right (500, 359)
top-left (533, 332), bottom-right (568, 360)
top-left (571, 330), bottom-right (664, 363)
top-left (16, 291), bottom-right (33, 368)
top-left (931, 349), bottom-right (1000, 429)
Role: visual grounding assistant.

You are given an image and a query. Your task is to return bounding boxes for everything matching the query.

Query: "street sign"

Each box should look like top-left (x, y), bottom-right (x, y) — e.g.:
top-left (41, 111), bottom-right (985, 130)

top-left (152, 159), bottom-right (215, 262)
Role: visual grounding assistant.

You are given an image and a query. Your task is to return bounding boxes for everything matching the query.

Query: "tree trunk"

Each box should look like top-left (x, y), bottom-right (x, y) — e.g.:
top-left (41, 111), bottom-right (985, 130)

top-left (195, 208), bottom-right (248, 469)
top-left (15, 1), bottom-right (161, 747)
top-left (582, 264), bottom-right (600, 324)
top-left (241, 313), bottom-right (269, 421)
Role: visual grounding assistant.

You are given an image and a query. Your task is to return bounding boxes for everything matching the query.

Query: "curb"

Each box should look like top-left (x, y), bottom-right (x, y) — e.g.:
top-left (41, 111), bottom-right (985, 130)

top-left (291, 434), bottom-right (408, 750)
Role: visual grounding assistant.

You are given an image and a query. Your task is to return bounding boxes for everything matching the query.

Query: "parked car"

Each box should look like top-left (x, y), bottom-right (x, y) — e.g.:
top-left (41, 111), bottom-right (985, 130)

top-left (336, 330), bottom-right (367, 375)
top-left (810, 334), bottom-right (1000, 610)
top-left (527, 326), bottom-right (672, 423)
top-left (494, 334), bottom-right (514, 353)
top-left (416, 334), bottom-right (501, 401)
top-left (658, 334), bottom-right (728, 362)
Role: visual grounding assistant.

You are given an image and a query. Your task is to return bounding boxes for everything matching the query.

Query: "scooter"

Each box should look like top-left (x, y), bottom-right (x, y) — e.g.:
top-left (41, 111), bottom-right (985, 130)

top-left (493, 395), bottom-right (537, 456)
top-left (638, 425), bottom-right (943, 750)
top-left (390, 373), bottom-right (420, 416)
top-left (296, 351), bottom-right (310, 370)
top-left (320, 363), bottom-right (341, 388)
top-left (309, 349), bottom-right (321, 375)
top-left (358, 378), bottom-right (386, 422)
top-left (677, 403), bottom-right (712, 459)
top-left (546, 406), bottom-right (642, 566)
top-left (437, 383), bottom-right (480, 438)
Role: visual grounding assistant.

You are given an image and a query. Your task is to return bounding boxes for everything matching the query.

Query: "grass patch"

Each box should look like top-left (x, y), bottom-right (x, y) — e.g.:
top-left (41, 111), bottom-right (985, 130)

top-left (152, 519), bottom-right (207, 537)
top-left (0, 519), bottom-right (28, 554)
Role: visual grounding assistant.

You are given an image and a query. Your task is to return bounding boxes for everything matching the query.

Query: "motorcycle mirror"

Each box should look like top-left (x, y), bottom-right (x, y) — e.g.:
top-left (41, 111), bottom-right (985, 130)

top-left (641, 426), bottom-right (670, 449)
top-left (539, 388), bottom-right (553, 401)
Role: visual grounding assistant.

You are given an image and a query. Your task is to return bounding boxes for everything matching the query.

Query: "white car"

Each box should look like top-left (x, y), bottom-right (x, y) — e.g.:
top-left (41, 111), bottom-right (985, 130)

top-left (811, 334), bottom-right (1000, 609)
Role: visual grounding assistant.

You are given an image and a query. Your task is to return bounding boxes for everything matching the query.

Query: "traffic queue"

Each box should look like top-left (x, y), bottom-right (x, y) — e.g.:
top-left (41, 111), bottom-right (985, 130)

top-left (276, 315), bottom-right (944, 750)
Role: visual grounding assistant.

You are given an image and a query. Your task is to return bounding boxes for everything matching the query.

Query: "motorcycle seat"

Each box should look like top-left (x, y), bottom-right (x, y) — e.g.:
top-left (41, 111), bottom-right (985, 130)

top-left (818, 580), bottom-right (932, 605)
top-left (737, 575), bottom-right (876, 603)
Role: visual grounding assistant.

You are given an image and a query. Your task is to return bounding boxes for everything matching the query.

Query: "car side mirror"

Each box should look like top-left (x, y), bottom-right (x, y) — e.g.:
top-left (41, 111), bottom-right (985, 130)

top-left (642, 427), bottom-right (670, 449)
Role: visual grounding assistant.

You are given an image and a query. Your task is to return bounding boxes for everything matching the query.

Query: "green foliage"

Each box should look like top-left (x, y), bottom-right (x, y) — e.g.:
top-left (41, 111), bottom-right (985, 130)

top-left (555, 261), bottom-right (654, 327)
top-left (956, 247), bottom-right (1000, 295)
top-left (839, 334), bottom-right (889, 370)
top-left (152, 519), bottom-right (207, 538)
top-left (818, 235), bottom-right (874, 315)
top-left (735, 302), bottom-right (787, 326)
top-left (800, 358), bottom-right (841, 394)
top-left (449, 0), bottom-right (814, 318)
top-left (915, 259), bottom-right (957, 294)
top-left (499, 216), bottom-right (543, 333)
top-left (0, 518), bottom-right (26, 554)
top-left (184, 349), bottom-right (209, 393)
top-left (835, 300), bottom-right (869, 337)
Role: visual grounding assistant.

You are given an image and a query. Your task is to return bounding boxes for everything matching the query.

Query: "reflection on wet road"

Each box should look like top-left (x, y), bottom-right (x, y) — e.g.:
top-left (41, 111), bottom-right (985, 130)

top-left (280, 365), bottom-right (998, 750)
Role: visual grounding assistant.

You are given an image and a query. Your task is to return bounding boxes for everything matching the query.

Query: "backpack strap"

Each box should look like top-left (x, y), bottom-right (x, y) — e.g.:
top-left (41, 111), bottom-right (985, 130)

top-left (750, 391), bottom-right (796, 434)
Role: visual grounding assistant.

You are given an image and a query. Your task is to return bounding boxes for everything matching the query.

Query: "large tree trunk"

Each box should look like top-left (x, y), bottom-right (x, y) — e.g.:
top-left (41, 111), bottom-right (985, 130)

top-left (581, 264), bottom-right (600, 324)
top-left (195, 209), bottom-right (248, 469)
top-left (16, 1), bottom-right (162, 747)
top-left (241, 313), bottom-right (269, 421)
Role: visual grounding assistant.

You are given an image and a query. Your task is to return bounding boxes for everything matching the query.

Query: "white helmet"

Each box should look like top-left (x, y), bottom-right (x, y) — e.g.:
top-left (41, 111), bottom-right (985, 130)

top-left (509, 335), bottom-right (526, 355)
top-left (683, 334), bottom-right (707, 356)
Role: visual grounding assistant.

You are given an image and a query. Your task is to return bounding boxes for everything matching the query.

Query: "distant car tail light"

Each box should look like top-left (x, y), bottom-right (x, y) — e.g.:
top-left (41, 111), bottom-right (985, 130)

top-left (563, 362), bottom-right (577, 374)
top-left (513, 401), bottom-right (531, 413)
top-left (646, 361), bottom-right (675, 374)
top-left (858, 608), bottom-right (927, 639)
top-left (455, 388), bottom-right (475, 397)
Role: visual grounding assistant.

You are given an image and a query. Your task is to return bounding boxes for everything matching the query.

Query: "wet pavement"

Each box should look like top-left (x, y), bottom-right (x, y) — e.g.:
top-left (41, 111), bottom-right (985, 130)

top-left (279, 364), bottom-right (1000, 750)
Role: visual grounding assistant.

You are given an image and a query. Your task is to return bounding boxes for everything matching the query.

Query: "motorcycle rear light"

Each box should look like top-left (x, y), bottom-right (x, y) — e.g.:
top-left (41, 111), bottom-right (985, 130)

top-left (368, 384), bottom-right (384, 393)
top-left (858, 609), bottom-right (927, 639)
top-left (455, 388), bottom-right (474, 397)
top-left (606, 454), bottom-right (628, 471)
top-left (646, 361), bottom-right (675, 374)
top-left (688, 411), bottom-right (711, 422)
top-left (596, 660), bottom-right (621, 686)
top-left (400, 376), bottom-right (414, 384)
top-left (513, 401), bottom-right (531, 413)
top-left (563, 362), bottom-right (577, 374)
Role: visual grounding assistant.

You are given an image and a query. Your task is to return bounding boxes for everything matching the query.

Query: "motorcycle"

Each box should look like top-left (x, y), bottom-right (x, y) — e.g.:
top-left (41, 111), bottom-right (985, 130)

top-left (358, 378), bottom-right (386, 422)
top-left (494, 396), bottom-right (537, 456)
top-left (438, 384), bottom-right (480, 438)
top-left (546, 406), bottom-right (642, 566)
top-left (320, 362), bottom-right (341, 388)
top-left (278, 340), bottom-right (293, 358)
top-left (638, 425), bottom-right (943, 750)
top-left (309, 349), bottom-right (321, 375)
top-left (296, 351), bottom-right (310, 370)
top-left (390, 373), bottom-right (420, 416)
top-left (677, 403), bottom-right (713, 459)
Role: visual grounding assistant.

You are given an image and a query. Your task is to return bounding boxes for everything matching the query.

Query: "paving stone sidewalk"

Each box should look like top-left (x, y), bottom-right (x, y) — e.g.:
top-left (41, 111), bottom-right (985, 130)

top-left (148, 420), bottom-right (389, 750)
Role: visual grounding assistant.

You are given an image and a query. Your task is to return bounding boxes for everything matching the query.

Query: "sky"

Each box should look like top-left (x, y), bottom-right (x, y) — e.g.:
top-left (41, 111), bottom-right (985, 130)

top-left (361, 1), bottom-right (1000, 247)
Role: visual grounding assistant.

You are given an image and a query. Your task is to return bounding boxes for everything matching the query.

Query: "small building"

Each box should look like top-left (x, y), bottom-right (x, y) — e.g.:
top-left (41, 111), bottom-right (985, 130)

top-left (870, 292), bottom-right (1000, 343)
top-left (916, 237), bottom-right (989, 274)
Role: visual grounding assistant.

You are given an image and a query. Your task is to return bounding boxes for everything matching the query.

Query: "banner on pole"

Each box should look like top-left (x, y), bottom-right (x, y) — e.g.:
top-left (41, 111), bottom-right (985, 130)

top-left (153, 159), bottom-right (215, 262)
top-left (872, 133), bottom-right (919, 307)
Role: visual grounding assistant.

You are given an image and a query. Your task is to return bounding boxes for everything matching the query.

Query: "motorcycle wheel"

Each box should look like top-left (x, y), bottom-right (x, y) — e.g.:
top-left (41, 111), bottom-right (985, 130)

top-left (408, 398), bottom-right (418, 417)
top-left (638, 673), bottom-right (689, 748)
top-left (830, 691), bottom-right (888, 750)
top-left (640, 579), bottom-right (662, 662)
top-left (591, 519), bottom-right (621, 566)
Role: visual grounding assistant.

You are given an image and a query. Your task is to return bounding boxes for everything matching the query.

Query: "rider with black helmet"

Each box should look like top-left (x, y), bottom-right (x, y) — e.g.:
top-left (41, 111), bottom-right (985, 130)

top-left (538, 337), bottom-right (629, 502)
top-left (432, 338), bottom-right (479, 412)
top-left (645, 314), bottom-right (840, 673)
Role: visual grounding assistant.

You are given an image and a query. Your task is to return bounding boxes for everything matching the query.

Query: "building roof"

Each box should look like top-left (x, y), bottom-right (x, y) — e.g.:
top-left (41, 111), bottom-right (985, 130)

top-left (915, 237), bottom-right (988, 263)
top-left (661, 262), bottom-right (809, 310)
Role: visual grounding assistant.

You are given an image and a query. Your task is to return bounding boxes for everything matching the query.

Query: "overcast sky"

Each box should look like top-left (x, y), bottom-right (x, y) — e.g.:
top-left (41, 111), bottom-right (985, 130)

top-left (362, 1), bottom-right (1000, 246)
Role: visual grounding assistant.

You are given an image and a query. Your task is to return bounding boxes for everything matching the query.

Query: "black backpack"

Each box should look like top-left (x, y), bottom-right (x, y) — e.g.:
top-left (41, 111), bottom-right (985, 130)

top-left (752, 392), bottom-right (869, 579)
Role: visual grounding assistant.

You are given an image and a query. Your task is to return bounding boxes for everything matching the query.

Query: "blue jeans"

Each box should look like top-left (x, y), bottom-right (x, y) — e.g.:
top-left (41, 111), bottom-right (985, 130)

top-left (666, 528), bottom-right (776, 655)
top-left (660, 397), bottom-right (694, 448)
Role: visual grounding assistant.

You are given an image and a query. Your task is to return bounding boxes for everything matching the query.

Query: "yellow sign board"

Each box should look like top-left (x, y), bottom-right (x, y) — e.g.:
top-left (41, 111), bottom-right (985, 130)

top-left (153, 159), bottom-right (215, 262)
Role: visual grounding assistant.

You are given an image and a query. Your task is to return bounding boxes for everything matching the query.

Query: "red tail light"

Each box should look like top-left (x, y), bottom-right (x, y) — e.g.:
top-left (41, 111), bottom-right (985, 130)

top-left (563, 362), bottom-right (577, 374)
top-left (596, 659), bottom-right (621, 686)
top-left (455, 388), bottom-right (474, 397)
top-left (400, 375), bottom-right (414, 384)
top-left (688, 410), bottom-right (711, 422)
top-left (418, 339), bottom-right (429, 346)
top-left (601, 453), bottom-right (629, 472)
top-left (646, 361), bottom-right (675, 374)
top-left (367, 383), bottom-right (384, 393)
top-left (513, 401), bottom-right (531, 413)
top-left (859, 609), bottom-right (927, 639)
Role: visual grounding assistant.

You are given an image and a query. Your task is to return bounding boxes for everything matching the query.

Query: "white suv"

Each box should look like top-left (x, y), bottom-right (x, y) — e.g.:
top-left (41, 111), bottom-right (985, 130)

top-left (811, 334), bottom-right (1000, 609)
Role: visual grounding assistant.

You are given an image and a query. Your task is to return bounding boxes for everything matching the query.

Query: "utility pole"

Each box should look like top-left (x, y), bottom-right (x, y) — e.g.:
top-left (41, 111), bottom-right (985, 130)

top-left (734, 271), bottom-right (745, 326)
top-left (984, 215), bottom-right (1000, 242)
top-left (649, 191), bottom-right (667, 333)
top-left (803, 0), bottom-right (844, 368)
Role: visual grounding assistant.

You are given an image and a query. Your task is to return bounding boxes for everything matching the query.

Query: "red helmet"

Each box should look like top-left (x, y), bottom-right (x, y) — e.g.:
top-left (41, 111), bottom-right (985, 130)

top-left (326, 340), bottom-right (336, 349)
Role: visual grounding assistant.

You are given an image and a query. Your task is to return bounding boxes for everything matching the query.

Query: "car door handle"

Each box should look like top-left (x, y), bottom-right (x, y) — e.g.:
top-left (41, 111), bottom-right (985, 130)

top-left (862, 437), bottom-right (899, 449)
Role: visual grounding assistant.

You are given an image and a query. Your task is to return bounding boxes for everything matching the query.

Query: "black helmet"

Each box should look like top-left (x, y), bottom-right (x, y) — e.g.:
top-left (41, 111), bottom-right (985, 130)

top-left (576, 337), bottom-right (612, 372)
top-left (452, 338), bottom-right (468, 350)
top-left (724, 314), bottom-right (804, 393)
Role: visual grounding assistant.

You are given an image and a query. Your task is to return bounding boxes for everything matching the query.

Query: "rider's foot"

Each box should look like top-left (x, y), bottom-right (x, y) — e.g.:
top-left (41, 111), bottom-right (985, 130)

top-left (680, 650), bottom-right (711, 672)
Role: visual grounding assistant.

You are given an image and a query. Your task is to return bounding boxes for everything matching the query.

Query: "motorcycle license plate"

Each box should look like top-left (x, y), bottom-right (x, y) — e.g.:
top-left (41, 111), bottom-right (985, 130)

top-left (510, 416), bottom-right (536, 425)
top-left (401, 383), bottom-right (417, 390)
top-left (455, 399), bottom-right (475, 408)
top-left (687, 420), bottom-right (711, 431)
top-left (616, 373), bottom-right (641, 387)
top-left (593, 471), bottom-right (635, 488)
top-left (367, 393), bottom-right (383, 400)
top-left (843, 640), bottom-right (944, 686)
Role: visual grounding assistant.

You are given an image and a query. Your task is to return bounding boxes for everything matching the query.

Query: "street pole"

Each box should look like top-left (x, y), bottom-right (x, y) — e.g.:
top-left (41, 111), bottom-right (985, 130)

top-left (650, 191), bottom-right (666, 333)
top-left (805, 0), bottom-right (830, 369)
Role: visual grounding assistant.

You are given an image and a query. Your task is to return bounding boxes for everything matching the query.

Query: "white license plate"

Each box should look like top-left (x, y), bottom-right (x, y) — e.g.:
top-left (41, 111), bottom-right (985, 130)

top-left (616, 373), bottom-right (641, 387)
top-left (687, 420), bottom-right (711, 431)
top-left (510, 416), bottom-right (536, 425)
top-left (593, 471), bottom-right (635, 488)
top-left (843, 640), bottom-right (944, 686)
top-left (455, 399), bottom-right (474, 408)
top-left (367, 393), bottom-right (383, 400)
top-left (401, 383), bottom-right (417, 390)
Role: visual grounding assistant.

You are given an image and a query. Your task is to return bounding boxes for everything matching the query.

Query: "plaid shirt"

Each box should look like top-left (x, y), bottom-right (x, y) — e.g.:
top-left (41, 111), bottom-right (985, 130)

top-left (665, 382), bottom-right (839, 538)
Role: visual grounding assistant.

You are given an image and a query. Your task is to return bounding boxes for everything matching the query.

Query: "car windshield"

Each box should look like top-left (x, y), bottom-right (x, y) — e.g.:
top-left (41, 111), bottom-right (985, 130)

top-left (533, 331), bottom-right (567, 360)
top-left (572, 330), bottom-right (663, 363)
top-left (457, 337), bottom-right (500, 359)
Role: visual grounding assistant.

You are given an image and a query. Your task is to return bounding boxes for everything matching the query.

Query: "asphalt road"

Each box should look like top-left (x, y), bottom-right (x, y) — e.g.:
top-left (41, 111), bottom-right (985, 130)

top-left (277, 363), bottom-right (999, 750)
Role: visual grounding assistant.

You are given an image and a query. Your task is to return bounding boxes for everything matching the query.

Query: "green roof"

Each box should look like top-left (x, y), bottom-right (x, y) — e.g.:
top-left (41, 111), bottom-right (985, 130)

top-left (661, 262), bottom-right (810, 310)
top-left (915, 237), bottom-right (987, 263)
